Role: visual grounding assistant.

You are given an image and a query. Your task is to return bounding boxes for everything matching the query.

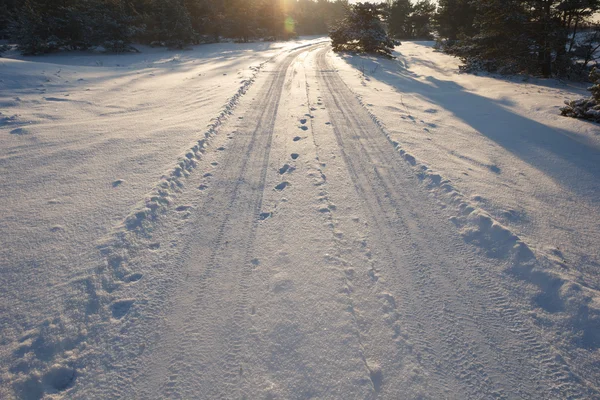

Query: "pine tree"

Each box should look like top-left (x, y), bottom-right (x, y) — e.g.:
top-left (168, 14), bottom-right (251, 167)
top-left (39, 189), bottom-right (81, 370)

top-left (388, 0), bottom-right (412, 39)
top-left (330, 2), bottom-right (395, 58)
top-left (561, 67), bottom-right (600, 120)
top-left (451, 0), bottom-right (533, 74)
top-left (435, 0), bottom-right (477, 41)
top-left (410, 0), bottom-right (436, 39)
top-left (446, 0), bottom-right (600, 77)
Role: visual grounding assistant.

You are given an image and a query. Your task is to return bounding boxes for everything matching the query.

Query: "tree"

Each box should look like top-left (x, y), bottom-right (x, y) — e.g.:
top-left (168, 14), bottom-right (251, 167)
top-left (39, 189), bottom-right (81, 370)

top-left (445, 0), bottom-right (600, 77)
top-left (388, 0), bottom-right (412, 39)
top-left (449, 0), bottom-right (538, 74)
top-left (409, 0), bottom-right (436, 39)
top-left (435, 0), bottom-right (477, 41)
top-left (561, 67), bottom-right (600, 120)
top-left (330, 2), bottom-right (396, 57)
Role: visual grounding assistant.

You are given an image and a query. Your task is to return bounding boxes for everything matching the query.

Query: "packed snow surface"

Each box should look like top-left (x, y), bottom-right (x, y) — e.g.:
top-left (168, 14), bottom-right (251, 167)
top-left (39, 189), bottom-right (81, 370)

top-left (1, 39), bottom-right (599, 398)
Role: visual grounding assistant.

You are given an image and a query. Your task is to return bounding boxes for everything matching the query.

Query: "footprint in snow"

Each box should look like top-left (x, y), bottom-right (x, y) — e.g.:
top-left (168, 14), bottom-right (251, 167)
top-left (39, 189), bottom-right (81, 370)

top-left (259, 212), bottom-right (272, 220)
top-left (293, 136), bottom-right (302, 142)
top-left (42, 365), bottom-right (76, 393)
top-left (300, 119), bottom-right (307, 124)
top-left (299, 125), bottom-right (308, 131)
top-left (111, 299), bottom-right (134, 319)
top-left (10, 128), bottom-right (28, 135)
top-left (279, 164), bottom-right (295, 175)
top-left (291, 153), bottom-right (300, 160)
top-left (274, 182), bottom-right (290, 191)
top-left (124, 273), bottom-right (143, 283)
top-left (489, 165), bottom-right (501, 174)
top-left (112, 179), bottom-right (125, 187)
top-left (44, 97), bottom-right (70, 102)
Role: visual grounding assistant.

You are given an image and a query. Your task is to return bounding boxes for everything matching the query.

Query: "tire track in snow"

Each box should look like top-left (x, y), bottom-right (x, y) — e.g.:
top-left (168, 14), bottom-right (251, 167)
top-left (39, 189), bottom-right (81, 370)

top-left (133, 45), bottom-right (324, 399)
top-left (302, 59), bottom-right (384, 397)
top-left (314, 47), bottom-right (590, 399)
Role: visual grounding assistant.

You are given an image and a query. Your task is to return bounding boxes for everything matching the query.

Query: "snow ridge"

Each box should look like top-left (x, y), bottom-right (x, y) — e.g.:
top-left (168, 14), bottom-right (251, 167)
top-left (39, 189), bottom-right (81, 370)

top-left (334, 51), bottom-right (600, 390)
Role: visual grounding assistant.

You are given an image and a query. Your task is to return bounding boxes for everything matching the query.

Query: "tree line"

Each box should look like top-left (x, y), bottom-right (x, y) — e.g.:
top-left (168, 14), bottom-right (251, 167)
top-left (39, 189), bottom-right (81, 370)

top-left (360, 0), bottom-right (600, 78)
top-left (0, 0), bottom-right (348, 54)
top-left (2, 0), bottom-right (600, 78)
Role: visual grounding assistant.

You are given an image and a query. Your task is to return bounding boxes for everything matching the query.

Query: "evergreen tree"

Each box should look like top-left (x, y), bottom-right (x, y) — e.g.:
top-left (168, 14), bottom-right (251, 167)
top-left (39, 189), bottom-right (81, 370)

top-left (446, 0), bottom-right (600, 77)
top-left (223, 0), bottom-right (257, 42)
top-left (561, 67), bottom-right (600, 120)
top-left (330, 2), bottom-right (395, 57)
top-left (147, 0), bottom-right (196, 47)
top-left (450, 0), bottom-right (534, 74)
top-left (388, 0), bottom-right (412, 39)
top-left (409, 0), bottom-right (436, 39)
top-left (435, 0), bottom-right (477, 41)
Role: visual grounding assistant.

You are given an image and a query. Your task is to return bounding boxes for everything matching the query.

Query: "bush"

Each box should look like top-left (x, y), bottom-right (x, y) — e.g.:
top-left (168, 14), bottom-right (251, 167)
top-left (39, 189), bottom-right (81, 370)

top-left (561, 68), bottom-right (600, 122)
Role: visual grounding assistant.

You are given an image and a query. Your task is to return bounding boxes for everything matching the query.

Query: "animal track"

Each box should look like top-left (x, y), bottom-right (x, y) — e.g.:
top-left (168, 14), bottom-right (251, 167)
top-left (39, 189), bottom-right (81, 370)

top-left (293, 136), bottom-right (302, 142)
top-left (175, 205), bottom-right (192, 212)
top-left (112, 179), bottom-right (125, 187)
top-left (291, 153), bottom-right (299, 160)
top-left (300, 119), bottom-right (307, 124)
top-left (259, 212), bottom-right (272, 220)
top-left (198, 184), bottom-right (208, 191)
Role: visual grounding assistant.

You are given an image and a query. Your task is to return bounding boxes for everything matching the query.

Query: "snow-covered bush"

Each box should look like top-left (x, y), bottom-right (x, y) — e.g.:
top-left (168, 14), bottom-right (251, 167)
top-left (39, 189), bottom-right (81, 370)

top-left (330, 2), bottom-right (395, 58)
top-left (0, 44), bottom-right (10, 56)
top-left (561, 68), bottom-right (600, 122)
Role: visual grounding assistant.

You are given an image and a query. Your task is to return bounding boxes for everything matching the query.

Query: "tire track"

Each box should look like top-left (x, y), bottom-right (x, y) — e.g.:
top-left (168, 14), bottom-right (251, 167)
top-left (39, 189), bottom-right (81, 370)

top-left (314, 47), bottom-right (589, 399)
top-left (134, 45), bottom-right (323, 399)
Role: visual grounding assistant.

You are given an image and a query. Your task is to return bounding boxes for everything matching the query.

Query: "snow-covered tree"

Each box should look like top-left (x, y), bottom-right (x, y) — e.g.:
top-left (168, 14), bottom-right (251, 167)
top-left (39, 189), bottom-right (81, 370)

top-left (561, 67), bottom-right (600, 121)
top-left (330, 2), bottom-right (396, 58)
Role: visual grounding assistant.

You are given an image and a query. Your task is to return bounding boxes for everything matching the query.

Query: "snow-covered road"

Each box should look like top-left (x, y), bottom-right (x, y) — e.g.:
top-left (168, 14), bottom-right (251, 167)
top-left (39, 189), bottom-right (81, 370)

top-left (2, 41), bottom-right (599, 399)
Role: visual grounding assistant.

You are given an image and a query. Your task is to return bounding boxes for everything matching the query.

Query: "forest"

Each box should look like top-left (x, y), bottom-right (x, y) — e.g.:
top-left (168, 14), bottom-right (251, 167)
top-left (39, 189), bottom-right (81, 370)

top-left (2, 0), bottom-right (600, 79)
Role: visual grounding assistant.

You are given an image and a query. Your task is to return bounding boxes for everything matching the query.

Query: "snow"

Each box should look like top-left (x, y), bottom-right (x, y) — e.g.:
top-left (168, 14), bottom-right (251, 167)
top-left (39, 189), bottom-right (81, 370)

top-left (332, 41), bottom-right (600, 287)
top-left (0, 37), bottom-right (327, 398)
top-left (330, 40), bottom-right (600, 385)
top-left (1, 38), bottom-right (599, 398)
